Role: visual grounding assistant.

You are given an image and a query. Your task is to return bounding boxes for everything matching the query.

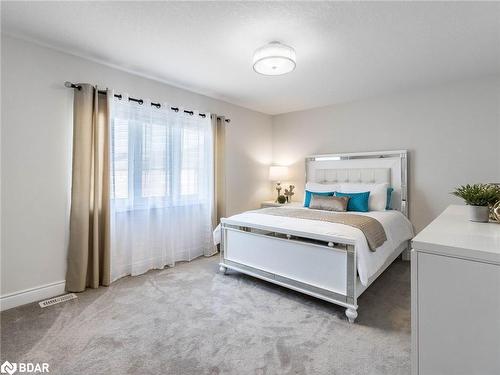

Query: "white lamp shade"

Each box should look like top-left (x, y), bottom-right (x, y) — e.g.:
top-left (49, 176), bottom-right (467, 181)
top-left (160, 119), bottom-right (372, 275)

top-left (269, 166), bottom-right (289, 182)
top-left (253, 42), bottom-right (296, 76)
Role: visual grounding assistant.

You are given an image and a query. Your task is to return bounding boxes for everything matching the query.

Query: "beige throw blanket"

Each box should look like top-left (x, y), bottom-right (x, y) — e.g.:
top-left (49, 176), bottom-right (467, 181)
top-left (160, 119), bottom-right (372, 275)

top-left (259, 207), bottom-right (387, 251)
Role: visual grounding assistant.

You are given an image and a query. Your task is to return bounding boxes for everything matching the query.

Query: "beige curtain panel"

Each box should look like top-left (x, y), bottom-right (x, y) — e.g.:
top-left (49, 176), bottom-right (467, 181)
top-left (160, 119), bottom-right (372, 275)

top-left (66, 84), bottom-right (111, 292)
top-left (212, 115), bottom-right (227, 229)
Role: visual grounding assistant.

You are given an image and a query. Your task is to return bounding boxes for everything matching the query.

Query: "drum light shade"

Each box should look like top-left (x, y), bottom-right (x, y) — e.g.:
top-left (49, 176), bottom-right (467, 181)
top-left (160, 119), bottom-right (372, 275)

top-left (269, 166), bottom-right (289, 182)
top-left (253, 42), bottom-right (296, 76)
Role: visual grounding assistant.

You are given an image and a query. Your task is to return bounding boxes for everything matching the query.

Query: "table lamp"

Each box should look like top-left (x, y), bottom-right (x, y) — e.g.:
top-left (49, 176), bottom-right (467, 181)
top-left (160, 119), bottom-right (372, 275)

top-left (269, 166), bottom-right (289, 202)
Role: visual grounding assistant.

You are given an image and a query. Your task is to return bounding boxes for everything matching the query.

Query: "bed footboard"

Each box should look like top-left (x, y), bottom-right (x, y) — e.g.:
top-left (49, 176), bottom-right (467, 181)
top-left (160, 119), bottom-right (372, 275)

top-left (219, 222), bottom-right (358, 322)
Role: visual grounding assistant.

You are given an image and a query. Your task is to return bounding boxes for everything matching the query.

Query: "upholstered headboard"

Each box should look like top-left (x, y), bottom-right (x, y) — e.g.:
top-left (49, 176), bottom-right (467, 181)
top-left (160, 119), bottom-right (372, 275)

top-left (305, 150), bottom-right (408, 216)
top-left (313, 168), bottom-right (391, 185)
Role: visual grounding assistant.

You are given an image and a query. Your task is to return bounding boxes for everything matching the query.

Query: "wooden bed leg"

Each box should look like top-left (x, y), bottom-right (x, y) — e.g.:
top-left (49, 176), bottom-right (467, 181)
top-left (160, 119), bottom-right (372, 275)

top-left (345, 308), bottom-right (358, 323)
top-left (219, 265), bottom-right (227, 274)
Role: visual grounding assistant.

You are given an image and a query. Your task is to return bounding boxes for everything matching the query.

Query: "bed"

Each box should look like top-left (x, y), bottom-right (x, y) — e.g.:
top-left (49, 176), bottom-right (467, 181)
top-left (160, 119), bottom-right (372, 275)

top-left (214, 150), bottom-right (413, 323)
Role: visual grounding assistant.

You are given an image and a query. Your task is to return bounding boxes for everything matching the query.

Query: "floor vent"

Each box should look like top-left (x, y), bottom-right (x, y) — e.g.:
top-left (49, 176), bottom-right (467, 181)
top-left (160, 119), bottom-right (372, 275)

top-left (39, 293), bottom-right (77, 308)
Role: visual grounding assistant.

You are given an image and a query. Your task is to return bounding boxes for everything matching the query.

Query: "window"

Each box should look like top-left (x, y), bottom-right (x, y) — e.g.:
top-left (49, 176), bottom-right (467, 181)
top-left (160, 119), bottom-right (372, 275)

top-left (110, 118), bottom-right (129, 200)
top-left (109, 97), bottom-right (216, 281)
top-left (141, 121), bottom-right (167, 198)
top-left (110, 99), bottom-right (213, 210)
top-left (181, 127), bottom-right (204, 196)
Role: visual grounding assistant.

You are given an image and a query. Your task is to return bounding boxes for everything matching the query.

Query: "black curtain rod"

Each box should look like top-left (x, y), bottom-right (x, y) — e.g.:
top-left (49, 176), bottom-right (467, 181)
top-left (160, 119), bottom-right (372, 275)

top-left (64, 82), bottom-right (230, 123)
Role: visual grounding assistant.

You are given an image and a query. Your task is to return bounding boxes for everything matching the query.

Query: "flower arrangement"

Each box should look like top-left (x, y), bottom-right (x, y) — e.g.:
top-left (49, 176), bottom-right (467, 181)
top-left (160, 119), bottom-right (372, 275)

top-left (284, 185), bottom-right (295, 203)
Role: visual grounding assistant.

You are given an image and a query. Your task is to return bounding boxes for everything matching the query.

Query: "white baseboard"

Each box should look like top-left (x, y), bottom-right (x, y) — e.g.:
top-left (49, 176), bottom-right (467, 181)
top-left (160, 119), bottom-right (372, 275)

top-left (0, 280), bottom-right (66, 311)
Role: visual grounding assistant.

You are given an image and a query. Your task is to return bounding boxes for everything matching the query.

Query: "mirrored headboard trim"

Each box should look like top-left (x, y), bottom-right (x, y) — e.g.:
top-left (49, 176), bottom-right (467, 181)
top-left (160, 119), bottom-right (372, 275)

top-left (305, 150), bottom-right (408, 217)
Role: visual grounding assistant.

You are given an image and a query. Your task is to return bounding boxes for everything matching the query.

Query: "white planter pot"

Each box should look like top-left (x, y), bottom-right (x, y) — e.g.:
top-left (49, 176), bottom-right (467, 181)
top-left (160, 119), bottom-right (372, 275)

top-left (468, 205), bottom-right (490, 223)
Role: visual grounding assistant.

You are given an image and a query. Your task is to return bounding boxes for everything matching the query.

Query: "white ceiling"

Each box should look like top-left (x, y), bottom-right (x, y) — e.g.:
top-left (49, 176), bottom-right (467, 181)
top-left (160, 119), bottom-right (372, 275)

top-left (2, 1), bottom-right (499, 115)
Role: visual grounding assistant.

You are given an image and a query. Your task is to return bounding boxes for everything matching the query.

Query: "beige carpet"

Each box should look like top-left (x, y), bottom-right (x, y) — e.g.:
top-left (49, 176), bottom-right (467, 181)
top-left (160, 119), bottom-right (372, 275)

top-left (0, 256), bottom-right (410, 374)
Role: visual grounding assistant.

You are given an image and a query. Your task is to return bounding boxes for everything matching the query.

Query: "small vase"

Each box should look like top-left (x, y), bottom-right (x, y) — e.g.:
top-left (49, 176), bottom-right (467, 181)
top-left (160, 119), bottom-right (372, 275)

top-left (468, 205), bottom-right (490, 223)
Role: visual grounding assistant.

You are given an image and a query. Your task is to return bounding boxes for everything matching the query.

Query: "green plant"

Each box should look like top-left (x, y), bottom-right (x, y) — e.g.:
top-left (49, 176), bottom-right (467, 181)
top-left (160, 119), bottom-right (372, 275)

top-left (452, 184), bottom-right (500, 206)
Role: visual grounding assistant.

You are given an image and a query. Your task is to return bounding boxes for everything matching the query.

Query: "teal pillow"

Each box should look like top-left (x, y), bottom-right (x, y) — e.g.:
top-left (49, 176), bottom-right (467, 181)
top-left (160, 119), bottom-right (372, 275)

top-left (304, 191), bottom-right (334, 207)
top-left (386, 187), bottom-right (394, 210)
top-left (335, 191), bottom-right (370, 212)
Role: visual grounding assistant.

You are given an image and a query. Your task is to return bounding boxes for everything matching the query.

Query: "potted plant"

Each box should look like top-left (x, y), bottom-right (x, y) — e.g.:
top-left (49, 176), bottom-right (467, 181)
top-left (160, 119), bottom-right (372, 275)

top-left (452, 184), bottom-right (500, 222)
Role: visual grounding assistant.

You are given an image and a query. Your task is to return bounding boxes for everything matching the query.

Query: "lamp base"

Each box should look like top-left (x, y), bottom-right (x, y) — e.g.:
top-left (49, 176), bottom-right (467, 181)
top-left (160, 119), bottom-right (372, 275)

top-left (275, 182), bottom-right (282, 202)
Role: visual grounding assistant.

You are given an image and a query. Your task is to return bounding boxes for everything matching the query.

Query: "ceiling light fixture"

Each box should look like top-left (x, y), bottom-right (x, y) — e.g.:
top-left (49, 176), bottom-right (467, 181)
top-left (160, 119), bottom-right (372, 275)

top-left (253, 41), bottom-right (296, 76)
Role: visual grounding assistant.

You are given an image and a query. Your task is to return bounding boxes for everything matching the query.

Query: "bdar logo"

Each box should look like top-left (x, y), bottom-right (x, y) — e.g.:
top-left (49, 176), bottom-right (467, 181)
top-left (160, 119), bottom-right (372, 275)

top-left (0, 361), bottom-right (17, 375)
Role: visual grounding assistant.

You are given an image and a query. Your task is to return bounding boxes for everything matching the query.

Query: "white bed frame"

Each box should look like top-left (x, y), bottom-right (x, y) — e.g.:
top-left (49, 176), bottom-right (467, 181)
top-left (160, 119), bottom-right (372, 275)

top-left (219, 150), bottom-right (409, 323)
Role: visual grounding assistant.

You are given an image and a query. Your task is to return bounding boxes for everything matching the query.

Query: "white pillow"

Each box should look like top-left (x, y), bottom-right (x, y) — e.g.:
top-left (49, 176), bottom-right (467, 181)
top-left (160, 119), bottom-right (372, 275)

top-left (305, 182), bottom-right (341, 193)
top-left (338, 182), bottom-right (389, 211)
top-left (304, 182), bottom-right (341, 206)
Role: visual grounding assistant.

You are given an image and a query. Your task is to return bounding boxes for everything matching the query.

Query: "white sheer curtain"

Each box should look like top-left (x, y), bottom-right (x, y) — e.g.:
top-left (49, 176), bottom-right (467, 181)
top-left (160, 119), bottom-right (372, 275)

top-left (109, 95), bottom-right (215, 281)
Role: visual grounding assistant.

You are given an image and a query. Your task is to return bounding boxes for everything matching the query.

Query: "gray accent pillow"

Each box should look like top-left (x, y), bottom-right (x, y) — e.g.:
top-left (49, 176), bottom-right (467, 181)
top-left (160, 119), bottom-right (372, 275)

top-left (309, 195), bottom-right (350, 212)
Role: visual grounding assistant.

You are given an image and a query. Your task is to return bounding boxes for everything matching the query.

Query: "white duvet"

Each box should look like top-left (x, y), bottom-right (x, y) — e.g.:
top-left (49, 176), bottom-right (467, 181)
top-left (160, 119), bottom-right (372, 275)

top-left (213, 207), bottom-right (414, 286)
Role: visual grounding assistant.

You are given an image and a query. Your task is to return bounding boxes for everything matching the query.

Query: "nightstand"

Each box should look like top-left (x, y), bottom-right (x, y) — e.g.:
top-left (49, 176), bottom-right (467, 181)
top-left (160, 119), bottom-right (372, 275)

top-left (260, 201), bottom-right (303, 208)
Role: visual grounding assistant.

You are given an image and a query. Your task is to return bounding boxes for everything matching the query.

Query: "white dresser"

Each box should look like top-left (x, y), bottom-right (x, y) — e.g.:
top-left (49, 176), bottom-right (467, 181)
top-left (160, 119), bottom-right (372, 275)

top-left (411, 205), bottom-right (500, 375)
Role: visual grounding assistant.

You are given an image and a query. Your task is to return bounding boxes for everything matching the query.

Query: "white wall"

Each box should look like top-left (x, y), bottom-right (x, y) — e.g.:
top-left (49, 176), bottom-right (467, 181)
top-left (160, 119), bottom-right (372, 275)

top-left (272, 78), bottom-right (500, 232)
top-left (2, 33), bottom-right (499, 309)
top-left (0, 35), bottom-right (272, 301)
